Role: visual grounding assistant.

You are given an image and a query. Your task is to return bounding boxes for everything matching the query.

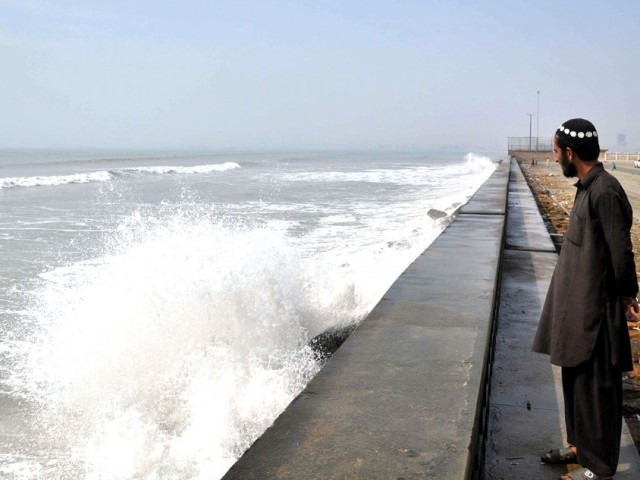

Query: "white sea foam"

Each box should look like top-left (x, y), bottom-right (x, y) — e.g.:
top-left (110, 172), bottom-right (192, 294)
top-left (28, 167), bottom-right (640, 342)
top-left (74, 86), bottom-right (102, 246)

top-left (117, 162), bottom-right (240, 175)
top-left (7, 215), bottom-right (361, 479)
top-left (274, 152), bottom-right (494, 187)
top-left (0, 163), bottom-right (240, 189)
top-left (0, 171), bottom-right (113, 189)
top-left (277, 166), bottom-right (436, 184)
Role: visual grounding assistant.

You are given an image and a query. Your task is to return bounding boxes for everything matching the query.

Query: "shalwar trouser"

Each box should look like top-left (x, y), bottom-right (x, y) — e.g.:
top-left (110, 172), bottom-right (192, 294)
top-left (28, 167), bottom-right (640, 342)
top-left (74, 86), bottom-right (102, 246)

top-left (561, 336), bottom-right (623, 478)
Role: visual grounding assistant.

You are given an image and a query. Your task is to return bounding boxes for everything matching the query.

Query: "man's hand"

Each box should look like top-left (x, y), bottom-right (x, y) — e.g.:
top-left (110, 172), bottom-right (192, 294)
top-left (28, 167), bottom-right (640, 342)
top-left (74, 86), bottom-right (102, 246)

top-left (622, 296), bottom-right (640, 321)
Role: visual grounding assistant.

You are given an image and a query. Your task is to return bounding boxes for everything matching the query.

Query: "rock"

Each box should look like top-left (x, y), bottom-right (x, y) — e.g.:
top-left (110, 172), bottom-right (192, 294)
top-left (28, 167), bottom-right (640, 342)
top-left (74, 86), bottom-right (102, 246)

top-left (309, 325), bottom-right (356, 361)
top-left (427, 208), bottom-right (448, 220)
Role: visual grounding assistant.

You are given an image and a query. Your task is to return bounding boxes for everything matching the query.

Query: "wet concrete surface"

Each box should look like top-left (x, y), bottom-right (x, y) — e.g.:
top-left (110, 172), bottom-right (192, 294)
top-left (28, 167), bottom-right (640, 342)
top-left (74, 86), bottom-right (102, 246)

top-left (484, 161), bottom-right (640, 479)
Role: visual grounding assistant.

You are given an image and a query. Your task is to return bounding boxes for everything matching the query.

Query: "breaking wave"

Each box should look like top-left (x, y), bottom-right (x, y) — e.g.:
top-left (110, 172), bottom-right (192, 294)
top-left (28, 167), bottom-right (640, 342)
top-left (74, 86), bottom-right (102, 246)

top-left (0, 162), bottom-right (240, 189)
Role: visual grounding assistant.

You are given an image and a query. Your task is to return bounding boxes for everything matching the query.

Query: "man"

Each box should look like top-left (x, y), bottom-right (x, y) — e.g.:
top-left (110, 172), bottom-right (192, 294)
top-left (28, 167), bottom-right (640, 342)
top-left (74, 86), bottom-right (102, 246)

top-left (532, 118), bottom-right (639, 480)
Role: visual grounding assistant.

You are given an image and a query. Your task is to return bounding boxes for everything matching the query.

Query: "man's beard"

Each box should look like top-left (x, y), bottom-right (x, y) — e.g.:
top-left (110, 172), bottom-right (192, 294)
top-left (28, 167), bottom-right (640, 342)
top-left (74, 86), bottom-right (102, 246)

top-left (560, 150), bottom-right (577, 178)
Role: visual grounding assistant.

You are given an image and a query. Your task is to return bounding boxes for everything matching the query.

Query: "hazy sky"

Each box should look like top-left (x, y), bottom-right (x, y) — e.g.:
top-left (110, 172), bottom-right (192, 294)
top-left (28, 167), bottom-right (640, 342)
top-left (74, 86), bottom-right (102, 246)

top-left (1, 0), bottom-right (639, 150)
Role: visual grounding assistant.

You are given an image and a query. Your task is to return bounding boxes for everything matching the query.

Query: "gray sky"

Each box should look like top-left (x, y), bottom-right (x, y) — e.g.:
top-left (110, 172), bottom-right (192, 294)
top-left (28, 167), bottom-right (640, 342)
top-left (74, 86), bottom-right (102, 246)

top-left (1, 0), bottom-right (639, 151)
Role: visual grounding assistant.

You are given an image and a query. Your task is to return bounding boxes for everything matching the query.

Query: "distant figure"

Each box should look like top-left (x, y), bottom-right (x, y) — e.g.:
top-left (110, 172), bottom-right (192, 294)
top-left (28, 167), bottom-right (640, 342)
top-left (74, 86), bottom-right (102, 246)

top-left (533, 118), bottom-right (638, 480)
top-left (546, 157), bottom-right (550, 168)
top-left (612, 161), bottom-right (617, 170)
top-left (531, 157), bottom-right (535, 166)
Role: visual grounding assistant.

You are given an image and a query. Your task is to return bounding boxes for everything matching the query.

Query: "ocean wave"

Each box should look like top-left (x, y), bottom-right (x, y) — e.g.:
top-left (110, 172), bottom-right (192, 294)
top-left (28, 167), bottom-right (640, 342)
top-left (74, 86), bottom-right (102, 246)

top-left (275, 153), bottom-right (495, 186)
top-left (0, 171), bottom-right (113, 189)
top-left (7, 217), bottom-right (360, 478)
top-left (115, 162), bottom-right (240, 176)
top-left (276, 167), bottom-right (433, 184)
top-left (0, 162), bottom-right (241, 189)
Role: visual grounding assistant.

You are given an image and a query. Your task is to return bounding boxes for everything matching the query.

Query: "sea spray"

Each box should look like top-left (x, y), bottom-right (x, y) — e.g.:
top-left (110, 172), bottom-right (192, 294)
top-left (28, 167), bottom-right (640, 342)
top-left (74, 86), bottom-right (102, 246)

top-left (8, 214), bottom-right (359, 478)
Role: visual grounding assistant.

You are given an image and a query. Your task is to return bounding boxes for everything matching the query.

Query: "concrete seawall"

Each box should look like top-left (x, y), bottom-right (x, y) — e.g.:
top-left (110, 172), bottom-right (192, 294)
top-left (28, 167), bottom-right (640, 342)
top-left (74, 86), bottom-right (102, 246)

top-left (223, 159), bottom-right (640, 479)
top-left (222, 161), bottom-right (510, 479)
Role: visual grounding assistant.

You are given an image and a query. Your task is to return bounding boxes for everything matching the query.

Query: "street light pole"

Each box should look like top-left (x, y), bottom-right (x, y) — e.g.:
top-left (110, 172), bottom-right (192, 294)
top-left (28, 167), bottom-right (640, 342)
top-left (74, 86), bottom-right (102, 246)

top-left (536, 91), bottom-right (540, 150)
top-left (527, 113), bottom-right (534, 151)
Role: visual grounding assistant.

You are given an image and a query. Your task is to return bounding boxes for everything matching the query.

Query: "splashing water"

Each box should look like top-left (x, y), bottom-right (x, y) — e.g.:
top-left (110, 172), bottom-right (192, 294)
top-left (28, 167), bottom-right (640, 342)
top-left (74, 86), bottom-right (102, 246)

top-left (0, 151), bottom-right (498, 479)
top-left (7, 214), bottom-right (365, 479)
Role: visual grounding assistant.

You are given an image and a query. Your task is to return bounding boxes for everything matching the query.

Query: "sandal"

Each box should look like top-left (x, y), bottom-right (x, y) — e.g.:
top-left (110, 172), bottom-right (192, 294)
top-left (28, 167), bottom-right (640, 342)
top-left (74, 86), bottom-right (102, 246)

top-left (541, 446), bottom-right (578, 464)
top-left (559, 466), bottom-right (610, 479)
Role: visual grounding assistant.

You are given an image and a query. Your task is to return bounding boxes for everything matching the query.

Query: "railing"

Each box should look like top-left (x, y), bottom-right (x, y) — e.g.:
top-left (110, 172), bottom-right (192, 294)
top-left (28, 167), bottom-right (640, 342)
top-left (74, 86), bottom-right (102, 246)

top-left (604, 151), bottom-right (640, 162)
top-left (508, 137), bottom-right (552, 152)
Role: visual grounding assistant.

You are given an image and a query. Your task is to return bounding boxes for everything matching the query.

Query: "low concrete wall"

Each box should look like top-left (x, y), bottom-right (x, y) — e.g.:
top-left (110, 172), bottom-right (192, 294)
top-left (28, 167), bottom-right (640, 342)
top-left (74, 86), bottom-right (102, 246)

top-left (509, 150), bottom-right (553, 165)
top-left (510, 150), bottom-right (610, 164)
top-left (222, 161), bottom-right (510, 480)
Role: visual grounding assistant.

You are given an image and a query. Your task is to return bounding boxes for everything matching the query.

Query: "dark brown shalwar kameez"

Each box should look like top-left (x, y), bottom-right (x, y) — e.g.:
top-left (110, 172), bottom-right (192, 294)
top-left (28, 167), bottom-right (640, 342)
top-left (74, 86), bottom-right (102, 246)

top-left (533, 163), bottom-right (638, 477)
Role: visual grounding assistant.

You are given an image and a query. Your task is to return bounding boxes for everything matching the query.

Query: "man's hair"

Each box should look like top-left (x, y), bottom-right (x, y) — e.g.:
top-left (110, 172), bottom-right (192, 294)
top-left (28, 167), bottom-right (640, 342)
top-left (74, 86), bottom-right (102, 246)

top-left (555, 118), bottom-right (601, 161)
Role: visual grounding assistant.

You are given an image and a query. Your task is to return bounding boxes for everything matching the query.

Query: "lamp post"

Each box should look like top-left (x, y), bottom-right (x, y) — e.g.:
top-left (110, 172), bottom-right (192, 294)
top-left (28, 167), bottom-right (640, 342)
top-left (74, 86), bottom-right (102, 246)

top-left (536, 91), bottom-right (540, 150)
top-left (527, 113), bottom-right (534, 151)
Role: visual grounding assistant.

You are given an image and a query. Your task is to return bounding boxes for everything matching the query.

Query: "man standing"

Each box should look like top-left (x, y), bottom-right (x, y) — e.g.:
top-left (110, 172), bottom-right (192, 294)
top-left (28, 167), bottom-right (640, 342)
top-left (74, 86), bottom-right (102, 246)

top-left (533, 118), bottom-right (639, 480)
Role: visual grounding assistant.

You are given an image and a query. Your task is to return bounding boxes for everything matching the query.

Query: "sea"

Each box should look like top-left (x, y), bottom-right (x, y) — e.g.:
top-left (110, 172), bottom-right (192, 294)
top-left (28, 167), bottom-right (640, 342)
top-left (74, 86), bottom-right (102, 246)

top-left (0, 149), bottom-right (499, 479)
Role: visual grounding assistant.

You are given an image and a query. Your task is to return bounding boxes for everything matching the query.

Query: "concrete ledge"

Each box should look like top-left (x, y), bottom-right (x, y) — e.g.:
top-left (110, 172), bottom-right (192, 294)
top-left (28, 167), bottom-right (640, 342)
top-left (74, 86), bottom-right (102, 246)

top-left (505, 162), bottom-right (556, 252)
top-left (222, 162), bottom-right (510, 480)
top-left (459, 162), bottom-right (509, 215)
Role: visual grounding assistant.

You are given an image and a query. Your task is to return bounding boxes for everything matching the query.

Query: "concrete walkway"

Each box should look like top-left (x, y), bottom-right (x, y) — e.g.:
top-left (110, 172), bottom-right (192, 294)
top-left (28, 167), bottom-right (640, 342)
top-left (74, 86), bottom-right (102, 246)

top-left (484, 160), bottom-right (640, 479)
